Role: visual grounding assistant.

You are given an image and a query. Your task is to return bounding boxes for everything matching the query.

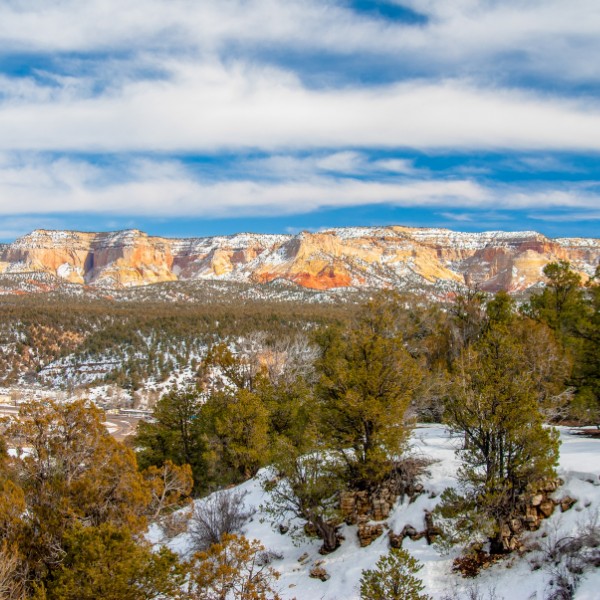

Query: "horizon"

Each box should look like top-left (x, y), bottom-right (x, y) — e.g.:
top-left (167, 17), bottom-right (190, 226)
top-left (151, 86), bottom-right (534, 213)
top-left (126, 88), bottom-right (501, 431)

top-left (5, 222), bottom-right (599, 245)
top-left (1, 1), bottom-right (600, 241)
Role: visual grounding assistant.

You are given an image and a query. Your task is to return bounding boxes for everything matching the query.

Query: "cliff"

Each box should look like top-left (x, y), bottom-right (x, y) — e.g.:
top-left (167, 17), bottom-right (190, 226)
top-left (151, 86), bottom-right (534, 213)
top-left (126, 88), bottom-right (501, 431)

top-left (0, 226), bottom-right (597, 294)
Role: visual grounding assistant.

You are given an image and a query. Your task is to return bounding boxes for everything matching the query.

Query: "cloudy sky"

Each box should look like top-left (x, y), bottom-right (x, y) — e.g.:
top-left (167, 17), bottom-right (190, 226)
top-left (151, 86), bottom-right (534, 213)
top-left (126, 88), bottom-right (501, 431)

top-left (0, 0), bottom-right (599, 240)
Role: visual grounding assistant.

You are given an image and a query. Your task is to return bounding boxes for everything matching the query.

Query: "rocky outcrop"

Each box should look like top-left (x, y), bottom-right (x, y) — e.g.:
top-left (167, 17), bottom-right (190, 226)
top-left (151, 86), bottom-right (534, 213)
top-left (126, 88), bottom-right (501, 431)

top-left (498, 477), bottom-right (569, 553)
top-left (0, 226), bottom-right (597, 293)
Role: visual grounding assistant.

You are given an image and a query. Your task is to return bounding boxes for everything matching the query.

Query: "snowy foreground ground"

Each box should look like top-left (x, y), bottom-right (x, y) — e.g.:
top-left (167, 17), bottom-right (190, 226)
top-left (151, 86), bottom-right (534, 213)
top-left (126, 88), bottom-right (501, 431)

top-left (156, 426), bottom-right (600, 600)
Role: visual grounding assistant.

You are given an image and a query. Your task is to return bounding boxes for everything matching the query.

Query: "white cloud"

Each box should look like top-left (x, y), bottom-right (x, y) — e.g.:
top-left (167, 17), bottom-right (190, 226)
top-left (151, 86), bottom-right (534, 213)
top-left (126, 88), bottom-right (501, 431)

top-left (1, 0), bottom-right (599, 86)
top-left (0, 155), bottom-right (597, 219)
top-left (372, 158), bottom-right (418, 174)
top-left (316, 152), bottom-right (364, 173)
top-left (1, 63), bottom-right (600, 153)
top-left (437, 211), bottom-right (474, 222)
top-left (0, 1), bottom-right (599, 229)
top-left (529, 211), bottom-right (600, 222)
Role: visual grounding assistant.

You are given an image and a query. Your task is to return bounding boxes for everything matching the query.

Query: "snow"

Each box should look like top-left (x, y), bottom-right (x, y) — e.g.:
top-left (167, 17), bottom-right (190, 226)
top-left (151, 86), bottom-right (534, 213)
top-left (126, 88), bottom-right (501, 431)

top-left (160, 426), bottom-right (600, 600)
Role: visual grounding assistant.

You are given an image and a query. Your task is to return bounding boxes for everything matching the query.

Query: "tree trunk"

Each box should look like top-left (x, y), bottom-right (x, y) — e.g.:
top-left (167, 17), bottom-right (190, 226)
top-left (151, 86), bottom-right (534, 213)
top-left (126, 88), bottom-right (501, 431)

top-left (314, 516), bottom-right (340, 554)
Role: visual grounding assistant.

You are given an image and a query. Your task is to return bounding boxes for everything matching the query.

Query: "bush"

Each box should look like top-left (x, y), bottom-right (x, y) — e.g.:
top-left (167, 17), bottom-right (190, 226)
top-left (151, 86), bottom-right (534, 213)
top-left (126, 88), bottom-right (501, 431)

top-left (186, 533), bottom-right (281, 600)
top-left (530, 511), bottom-right (600, 600)
top-left (190, 489), bottom-right (252, 551)
top-left (359, 548), bottom-right (430, 600)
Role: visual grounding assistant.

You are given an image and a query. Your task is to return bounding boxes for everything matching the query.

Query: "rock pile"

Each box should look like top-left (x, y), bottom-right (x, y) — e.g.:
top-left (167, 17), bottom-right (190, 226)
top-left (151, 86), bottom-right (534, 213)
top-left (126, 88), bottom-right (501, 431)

top-left (498, 478), bottom-right (576, 552)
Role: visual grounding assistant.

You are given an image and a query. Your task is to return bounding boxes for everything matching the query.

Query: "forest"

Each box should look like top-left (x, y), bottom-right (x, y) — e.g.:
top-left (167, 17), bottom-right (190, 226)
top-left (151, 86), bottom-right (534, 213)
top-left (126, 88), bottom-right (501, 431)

top-left (0, 261), bottom-right (598, 599)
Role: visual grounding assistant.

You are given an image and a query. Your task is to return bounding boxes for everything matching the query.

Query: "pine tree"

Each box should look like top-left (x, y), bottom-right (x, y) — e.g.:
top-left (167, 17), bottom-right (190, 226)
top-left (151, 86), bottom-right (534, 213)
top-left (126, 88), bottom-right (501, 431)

top-left (135, 386), bottom-right (205, 489)
top-left (44, 523), bottom-right (184, 600)
top-left (359, 548), bottom-right (430, 600)
top-left (266, 438), bottom-right (343, 554)
top-left (6, 400), bottom-right (152, 581)
top-left (527, 261), bottom-right (584, 339)
top-left (526, 261), bottom-right (599, 421)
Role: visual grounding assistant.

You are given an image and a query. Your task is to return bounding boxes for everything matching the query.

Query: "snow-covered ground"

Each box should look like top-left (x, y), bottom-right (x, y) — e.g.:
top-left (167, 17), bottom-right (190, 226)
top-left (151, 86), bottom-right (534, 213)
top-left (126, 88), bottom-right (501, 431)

top-left (157, 425), bottom-right (600, 600)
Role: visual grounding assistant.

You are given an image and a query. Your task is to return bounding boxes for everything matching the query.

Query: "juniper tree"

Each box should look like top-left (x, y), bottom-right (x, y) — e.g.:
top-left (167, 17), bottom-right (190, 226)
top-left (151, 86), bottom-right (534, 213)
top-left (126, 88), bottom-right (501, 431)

top-left (201, 388), bottom-right (270, 484)
top-left (316, 295), bottom-right (422, 489)
top-left (441, 319), bottom-right (560, 553)
top-left (265, 439), bottom-right (343, 553)
top-left (526, 261), bottom-right (600, 421)
top-left (135, 386), bottom-right (206, 489)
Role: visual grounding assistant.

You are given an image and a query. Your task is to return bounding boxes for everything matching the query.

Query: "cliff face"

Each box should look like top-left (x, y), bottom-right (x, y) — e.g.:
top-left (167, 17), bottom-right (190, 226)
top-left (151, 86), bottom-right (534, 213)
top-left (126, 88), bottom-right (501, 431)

top-left (0, 226), bottom-right (598, 293)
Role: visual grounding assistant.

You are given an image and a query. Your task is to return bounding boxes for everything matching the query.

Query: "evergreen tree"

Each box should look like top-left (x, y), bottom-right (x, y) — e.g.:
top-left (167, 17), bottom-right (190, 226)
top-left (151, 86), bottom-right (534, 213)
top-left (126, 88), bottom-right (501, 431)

top-left (527, 260), bottom-right (584, 339)
top-left (526, 261), bottom-right (599, 420)
top-left (201, 388), bottom-right (270, 484)
top-left (135, 386), bottom-right (205, 489)
top-left (441, 321), bottom-right (560, 553)
top-left (44, 524), bottom-right (184, 600)
top-left (0, 399), bottom-right (191, 597)
top-left (580, 266), bottom-right (600, 420)
top-left (316, 295), bottom-right (422, 489)
top-left (266, 439), bottom-right (343, 553)
top-left (359, 548), bottom-right (430, 600)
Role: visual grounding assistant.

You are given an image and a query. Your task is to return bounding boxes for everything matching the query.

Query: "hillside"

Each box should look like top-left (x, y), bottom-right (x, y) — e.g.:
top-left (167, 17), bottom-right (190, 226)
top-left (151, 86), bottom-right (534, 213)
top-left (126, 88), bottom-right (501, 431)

top-left (0, 226), bottom-right (598, 294)
top-left (158, 425), bottom-right (600, 600)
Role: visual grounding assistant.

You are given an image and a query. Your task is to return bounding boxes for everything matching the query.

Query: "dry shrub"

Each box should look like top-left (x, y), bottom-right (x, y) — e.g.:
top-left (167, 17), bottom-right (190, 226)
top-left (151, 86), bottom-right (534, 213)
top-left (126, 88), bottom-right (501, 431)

top-left (190, 489), bottom-right (252, 551)
top-left (452, 551), bottom-right (500, 578)
top-left (161, 509), bottom-right (192, 540)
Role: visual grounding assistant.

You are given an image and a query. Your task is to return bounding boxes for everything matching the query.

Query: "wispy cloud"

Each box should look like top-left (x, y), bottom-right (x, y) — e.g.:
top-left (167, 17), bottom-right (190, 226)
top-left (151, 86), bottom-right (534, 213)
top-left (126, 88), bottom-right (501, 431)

top-left (529, 210), bottom-right (600, 222)
top-left (2, 1), bottom-right (600, 87)
top-left (0, 155), bottom-right (598, 219)
top-left (0, 1), bottom-right (598, 237)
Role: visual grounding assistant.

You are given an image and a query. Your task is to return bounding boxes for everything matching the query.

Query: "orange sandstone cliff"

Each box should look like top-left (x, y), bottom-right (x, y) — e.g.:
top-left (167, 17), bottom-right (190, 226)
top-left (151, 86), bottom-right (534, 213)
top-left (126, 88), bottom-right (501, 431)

top-left (0, 226), bottom-right (597, 294)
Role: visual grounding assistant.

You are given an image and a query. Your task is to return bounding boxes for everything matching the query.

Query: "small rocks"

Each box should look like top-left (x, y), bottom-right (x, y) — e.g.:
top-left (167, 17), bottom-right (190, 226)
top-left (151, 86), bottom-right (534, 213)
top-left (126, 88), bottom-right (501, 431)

top-left (509, 518), bottom-right (523, 534)
top-left (424, 511), bottom-right (443, 544)
top-left (531, 494), bottom-right (544, 507)
top-left (279, 523), bottom-right (289, 535)
top-left (309, 566), bottom-right (330, 582)
top-left (357, 523), bottom-right (384, 547)
top-left (297, 552), bottom-right (310, 564)
top-left (401, 525), bottom-right (418, 539)
top-left (539, 499), bottom-right (555, 518)
top-left (559, 496), bottom-right (577, 512)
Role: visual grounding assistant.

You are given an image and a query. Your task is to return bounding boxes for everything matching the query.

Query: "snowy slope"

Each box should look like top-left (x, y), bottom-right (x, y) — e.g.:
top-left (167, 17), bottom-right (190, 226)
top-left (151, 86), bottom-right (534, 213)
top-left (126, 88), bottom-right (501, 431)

top-left (160, 426), bottom-right (600, 600)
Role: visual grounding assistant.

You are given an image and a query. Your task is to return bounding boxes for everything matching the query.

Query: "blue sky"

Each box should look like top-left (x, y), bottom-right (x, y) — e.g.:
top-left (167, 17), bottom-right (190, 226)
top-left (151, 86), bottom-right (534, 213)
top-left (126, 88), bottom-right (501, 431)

top-left (0, 0), bottom-right (599, 241)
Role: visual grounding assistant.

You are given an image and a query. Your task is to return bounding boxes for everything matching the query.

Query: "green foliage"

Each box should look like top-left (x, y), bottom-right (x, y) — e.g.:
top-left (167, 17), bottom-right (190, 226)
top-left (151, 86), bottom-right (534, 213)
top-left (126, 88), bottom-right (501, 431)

top-left (44, 524), bottom-right (185, 600)
top-left (432, 488), bottom-right (493, 555)
top-left (201, 388), bottom-right (270, 484)
top-left (0, 287), bottom-right (348, 389)
top-left (257, 376), bottom-right (317, 451)
top-left (0, 399), bottom-right (190, 597)
top-left (359, 548), bottom-right (430, 600)
top-left (441, 321), bottom-right (560, 550)
top-left (316, 295), bottom-right (422, 488)
top-left (265, 439), bottom-right (342, 553)
top-left (526, 261), bottom-right (584, 338)
top-left (7, 400), bottom-right (151, 572)
top-left (135, 387), bottom-right (206, 489)
top-left (526, 261), bottom-right (600, 421)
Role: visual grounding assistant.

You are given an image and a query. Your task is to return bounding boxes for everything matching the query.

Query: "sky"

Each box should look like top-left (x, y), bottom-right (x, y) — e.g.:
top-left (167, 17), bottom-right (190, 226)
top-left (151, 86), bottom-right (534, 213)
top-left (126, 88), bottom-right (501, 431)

top-left (0, 0), bottom-right (599, 241)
